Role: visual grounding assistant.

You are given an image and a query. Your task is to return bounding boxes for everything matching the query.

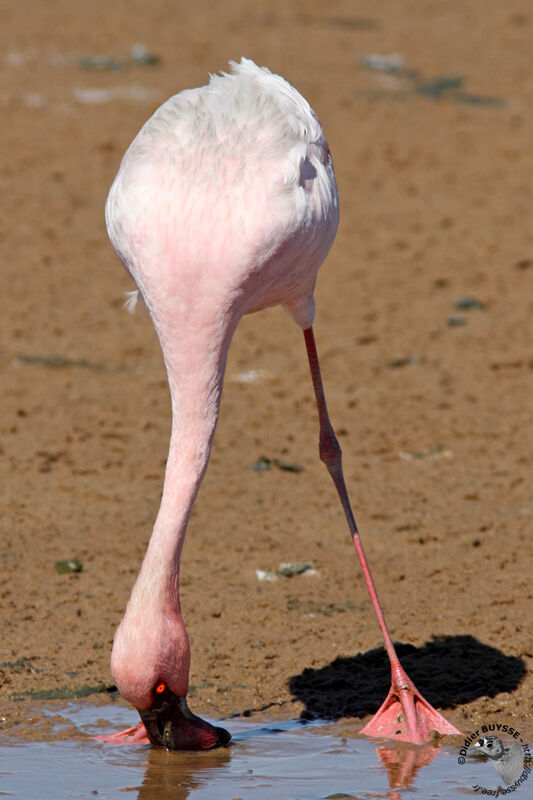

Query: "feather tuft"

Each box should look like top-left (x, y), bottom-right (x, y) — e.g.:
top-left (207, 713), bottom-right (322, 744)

top-left (123, 290), bottom-right (140, 313)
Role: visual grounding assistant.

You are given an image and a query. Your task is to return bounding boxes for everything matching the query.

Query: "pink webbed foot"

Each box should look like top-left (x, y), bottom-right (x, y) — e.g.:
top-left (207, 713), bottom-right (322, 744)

top-left (95, 722), bottom-right (150, 745)
top-left (360, 664), bottom-right (462, 744)
top-left (95, 688), bottom-right (231, 750)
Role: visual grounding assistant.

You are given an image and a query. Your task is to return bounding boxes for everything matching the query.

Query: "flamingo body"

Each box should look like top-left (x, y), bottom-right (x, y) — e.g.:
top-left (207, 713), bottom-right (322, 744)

top-left (105, 59), bottom-right (338, 722)
top-left (106, 58), bottom-right (338, 333)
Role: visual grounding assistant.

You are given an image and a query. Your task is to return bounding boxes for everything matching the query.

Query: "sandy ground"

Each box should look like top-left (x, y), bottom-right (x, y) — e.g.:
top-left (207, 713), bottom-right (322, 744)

top-left (1, 0), bottom-right (531, 739)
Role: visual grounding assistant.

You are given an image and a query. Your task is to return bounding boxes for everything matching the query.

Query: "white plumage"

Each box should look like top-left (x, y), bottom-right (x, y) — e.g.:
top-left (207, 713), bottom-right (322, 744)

top-left (106, 58), bottom-right (338, 331)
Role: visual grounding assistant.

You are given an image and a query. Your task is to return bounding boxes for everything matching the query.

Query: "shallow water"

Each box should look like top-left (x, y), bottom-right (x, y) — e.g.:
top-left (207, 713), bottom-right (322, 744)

top-left (1, 701), bottom-right (531, 799)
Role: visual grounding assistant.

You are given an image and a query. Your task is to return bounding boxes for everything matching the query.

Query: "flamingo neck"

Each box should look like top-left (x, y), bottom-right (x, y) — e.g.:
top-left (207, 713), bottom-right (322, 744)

top-left (111, 300), bottom-right (240, 705)
top-left (137, 330), bottom-right (232, 606)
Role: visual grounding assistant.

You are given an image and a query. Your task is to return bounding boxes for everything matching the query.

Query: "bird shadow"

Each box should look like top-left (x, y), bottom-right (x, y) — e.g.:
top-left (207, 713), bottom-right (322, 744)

top-left (288, 635), bottom-right (526, 720)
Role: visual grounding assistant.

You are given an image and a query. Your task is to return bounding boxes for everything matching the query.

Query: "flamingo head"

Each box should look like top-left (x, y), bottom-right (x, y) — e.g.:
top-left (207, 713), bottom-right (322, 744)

top-left (137, 682), bottom-right (231, 749)
top-left (110, 604), bottom-right (230, 750)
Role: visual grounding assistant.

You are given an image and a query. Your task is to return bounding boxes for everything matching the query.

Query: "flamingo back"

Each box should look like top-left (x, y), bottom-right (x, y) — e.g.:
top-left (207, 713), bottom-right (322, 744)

top-left (105, 58), bottom-right (339, 330)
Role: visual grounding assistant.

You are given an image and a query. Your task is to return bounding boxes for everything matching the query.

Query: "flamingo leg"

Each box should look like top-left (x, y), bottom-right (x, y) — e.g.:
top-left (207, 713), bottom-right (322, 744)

top-left (303, 326), bottom-right (461, 743)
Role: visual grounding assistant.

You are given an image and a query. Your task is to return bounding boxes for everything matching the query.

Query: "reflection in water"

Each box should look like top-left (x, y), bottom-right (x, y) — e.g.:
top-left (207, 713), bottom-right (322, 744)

top-left (131, 730), bottom-right (449, 800)
top-left (137, 746), bottom-right (231, 800)
top-left (104, 718), bottom-right (452, 800)
top-left (375, 743), bottom-right (439, 800)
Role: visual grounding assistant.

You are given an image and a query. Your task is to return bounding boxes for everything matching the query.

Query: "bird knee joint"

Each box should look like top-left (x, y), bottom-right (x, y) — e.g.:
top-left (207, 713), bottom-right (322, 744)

top-left (319, 430), bottom-right (342, 471)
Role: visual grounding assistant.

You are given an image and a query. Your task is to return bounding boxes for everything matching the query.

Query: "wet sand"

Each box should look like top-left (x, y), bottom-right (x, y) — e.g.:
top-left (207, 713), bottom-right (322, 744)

top-left (1, 0), bottom-right (531, 738)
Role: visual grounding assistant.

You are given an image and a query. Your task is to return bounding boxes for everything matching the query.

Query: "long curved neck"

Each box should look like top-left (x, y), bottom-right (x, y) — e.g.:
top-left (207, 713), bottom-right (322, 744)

top-left (111, 305), bottom-right (240, 705)
top-left (136, 310), bottom-right (237, 607)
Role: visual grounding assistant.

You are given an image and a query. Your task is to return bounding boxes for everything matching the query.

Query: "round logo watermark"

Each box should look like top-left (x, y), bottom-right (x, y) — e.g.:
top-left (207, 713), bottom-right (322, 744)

top-left (457, 723), bottom-right (532, 794)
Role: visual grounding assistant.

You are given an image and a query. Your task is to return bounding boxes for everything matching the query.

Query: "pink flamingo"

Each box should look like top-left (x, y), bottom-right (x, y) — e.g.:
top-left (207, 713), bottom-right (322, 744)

top-left (101, 59), bottom-right (461, 748)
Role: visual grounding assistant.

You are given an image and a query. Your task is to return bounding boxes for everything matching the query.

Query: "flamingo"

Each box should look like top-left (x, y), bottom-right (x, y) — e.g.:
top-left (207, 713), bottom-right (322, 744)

top-left (101, 58), bottom-right (461, 749)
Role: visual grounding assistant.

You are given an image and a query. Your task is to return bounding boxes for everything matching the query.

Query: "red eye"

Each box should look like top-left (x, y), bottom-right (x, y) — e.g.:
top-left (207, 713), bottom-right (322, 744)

top-left (155, 682), bottom-right (166, 694)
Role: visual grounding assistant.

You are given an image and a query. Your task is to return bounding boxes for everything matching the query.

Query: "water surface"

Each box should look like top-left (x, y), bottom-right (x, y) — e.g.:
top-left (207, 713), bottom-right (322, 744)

top-left (1, 700), bottom-right (529, 799)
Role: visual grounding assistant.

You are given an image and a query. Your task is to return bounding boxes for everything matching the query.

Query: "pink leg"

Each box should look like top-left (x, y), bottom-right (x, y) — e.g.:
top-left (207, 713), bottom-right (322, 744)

top-left (303, 327), bottom-right (461, 743)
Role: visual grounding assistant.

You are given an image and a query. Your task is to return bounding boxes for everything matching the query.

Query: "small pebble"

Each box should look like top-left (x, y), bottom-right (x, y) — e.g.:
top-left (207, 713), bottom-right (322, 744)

top-left (361, 53), bottom-right (405, 73)
top-left (129, 44), bottom-right (159, 66)
top-left (277, 562), bottom-right (314, 577)
top-left (247, 456), bottom-right (303, 472)
top-left (256, 562), bottom-right (316, 581)
top-left (79, 54), bottom-right (123, 71)
top-left (272, 458), bottom-right (304, 473)
top-left (454, 296), bottom-right (485, 310)
top-left (415, 75), bottom-right (464, 99)
top-left (55, 557), bottom-right (82, 574)
top-left (446, 314), bottom-right (467, 327)
top-left (247, 456), bottom-right (271, 471)
top-left (387, 356), bottom-right (421, 369)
